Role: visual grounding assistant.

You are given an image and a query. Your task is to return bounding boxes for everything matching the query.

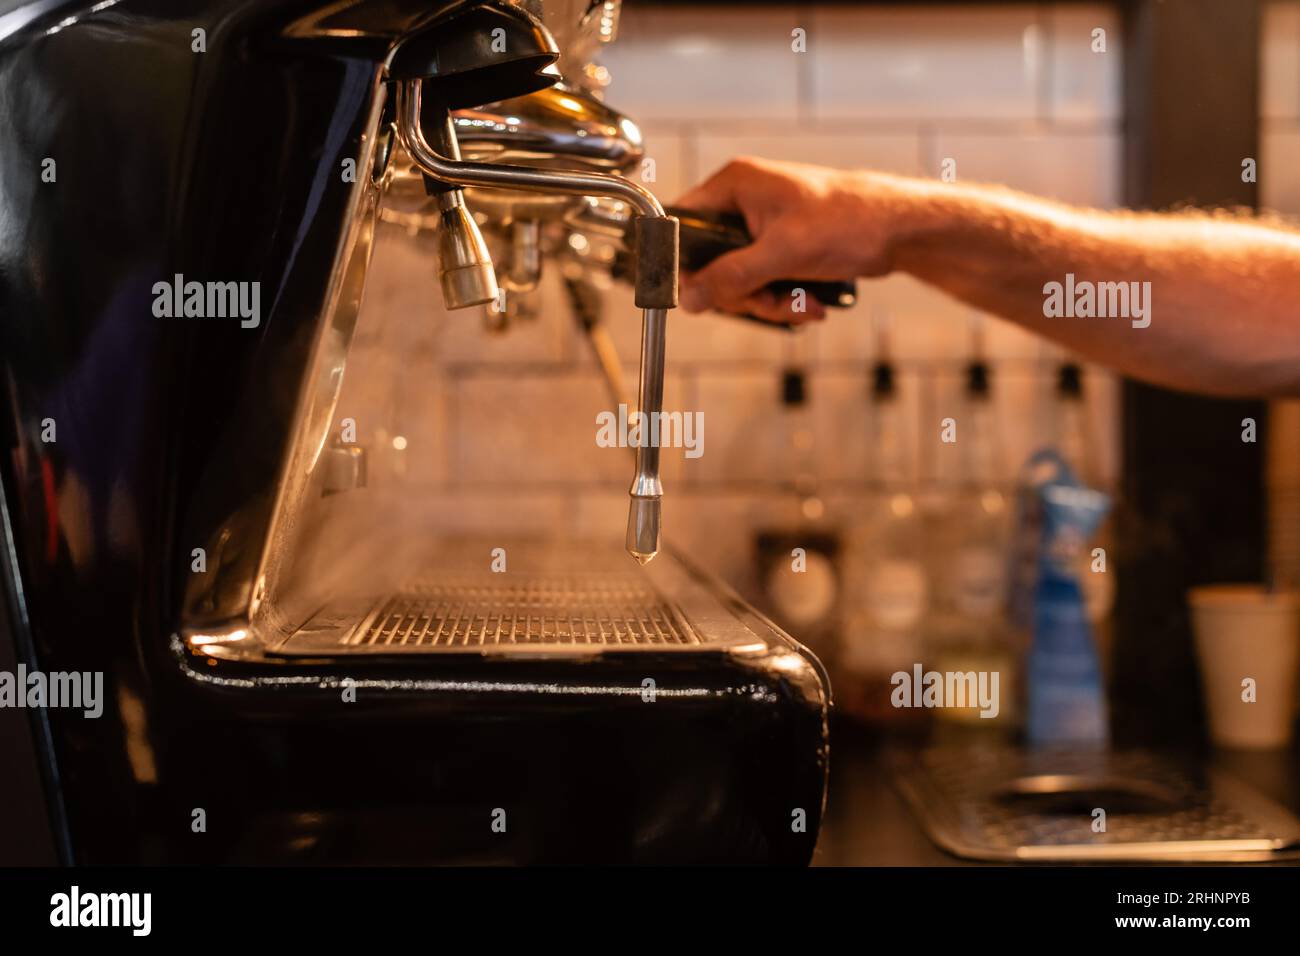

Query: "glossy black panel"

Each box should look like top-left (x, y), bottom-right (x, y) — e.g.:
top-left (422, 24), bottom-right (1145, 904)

top-left (0, 0), bottom-right (392, 862)
top-left (161, 643), bottom-right (827, 864)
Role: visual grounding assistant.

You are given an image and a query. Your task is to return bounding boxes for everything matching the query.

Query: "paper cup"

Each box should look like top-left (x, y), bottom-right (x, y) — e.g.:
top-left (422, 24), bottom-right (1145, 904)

top-left (1189, 585), bottom-right (1300, 749)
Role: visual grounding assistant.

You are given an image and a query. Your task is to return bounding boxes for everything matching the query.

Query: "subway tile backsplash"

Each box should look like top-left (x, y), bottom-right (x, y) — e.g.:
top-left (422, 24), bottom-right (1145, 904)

top-left (1047, 4), bottom-right (1122, 122)
top-left (693, 131), bottom-right (926, 182)
top-left (927, 130), bottom-right (1121, 206)
top-left (1262, 0), bottom-right (1300, 123)
top-left (599, 5), bottom-right (804, 121)
top-left (337, 1), bottom-right (1174, 600)
top-left (804, 5), bottom-right (1044, 122)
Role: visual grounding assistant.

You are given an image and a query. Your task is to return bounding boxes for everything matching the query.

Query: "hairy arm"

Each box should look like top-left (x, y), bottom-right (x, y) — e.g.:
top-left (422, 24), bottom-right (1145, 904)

top-left (675, 158), bottom-right (1300, 397)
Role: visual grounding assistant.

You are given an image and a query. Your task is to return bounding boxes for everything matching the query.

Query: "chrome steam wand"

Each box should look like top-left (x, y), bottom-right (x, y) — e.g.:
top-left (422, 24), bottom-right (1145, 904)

top-left (395, 79), bottom-right (678, 564)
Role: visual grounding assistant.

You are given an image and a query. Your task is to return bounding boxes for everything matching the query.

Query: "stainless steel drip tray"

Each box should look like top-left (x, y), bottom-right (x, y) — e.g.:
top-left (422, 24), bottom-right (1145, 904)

top-left (893, 746), bottom-right (1300, 862)
top-left (270, 542), bottom-right (769, 658)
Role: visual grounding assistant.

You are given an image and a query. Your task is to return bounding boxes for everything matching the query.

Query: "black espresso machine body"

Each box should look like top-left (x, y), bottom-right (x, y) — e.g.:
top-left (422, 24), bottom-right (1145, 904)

top-left (0, 0), bottom-right (830, 864)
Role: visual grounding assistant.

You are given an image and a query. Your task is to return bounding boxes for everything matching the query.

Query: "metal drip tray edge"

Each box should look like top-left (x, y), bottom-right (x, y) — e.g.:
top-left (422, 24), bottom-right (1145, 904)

top-left (891, 747), bottom-right (1300, 863)
top-left (269, 553), bottom-right (768, 658)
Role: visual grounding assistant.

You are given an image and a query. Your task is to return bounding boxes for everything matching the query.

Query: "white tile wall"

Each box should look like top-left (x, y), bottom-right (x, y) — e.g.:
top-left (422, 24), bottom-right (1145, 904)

top-left (1262, 129), bottom-right (1300, 214)
top-left (814, 273), bottom-right (975, 364)
top-left (593, 281), bottom-right (791, 365)
top-left (928, 130), bottom-right (1121, 206)
top-left (601, 5), bottom-right (803, 121)
top-left (809, 369), bottom-right (876, 484)
top-left (1048, 5), bottom-right (1122, 122)
top-left (1262, 1), bottom-right (1300, 123)
top-left (362, 223), bottom-right (569, 365)
top-left (404, 491), bottom-right (574, 535)
top-left (664, 491), bottom-right (774, 592)
top-left (806, 5), bottom-right (1044, 122)
top-left (452, 369), bottom-right (692, 486)
top-left (389, 366), bottom-right (453, 486)
top-left (630, 128), bottom-right (692, 203)
top-left (690, 369), bottom-right (793, 485)
top-left (693, 131), bottom-right (926, 180)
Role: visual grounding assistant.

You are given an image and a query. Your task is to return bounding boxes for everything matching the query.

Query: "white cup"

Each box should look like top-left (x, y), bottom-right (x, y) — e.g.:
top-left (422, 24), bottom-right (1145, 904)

top-left (1189, 585), bottom-right (1300, 749)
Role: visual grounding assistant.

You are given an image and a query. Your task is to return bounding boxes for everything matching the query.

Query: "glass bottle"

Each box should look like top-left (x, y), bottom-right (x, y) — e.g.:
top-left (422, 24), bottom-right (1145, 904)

top-left (838, 361), bottom-right (930, 726)
top-left (927, 361), bottom-right (1015, 729)
top-left (1055, 362), bottom-right (1116, 663)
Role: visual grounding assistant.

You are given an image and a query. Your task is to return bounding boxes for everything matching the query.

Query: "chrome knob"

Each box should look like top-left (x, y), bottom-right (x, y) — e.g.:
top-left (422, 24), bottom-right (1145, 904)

top-left (436, 194), bottom-right (498, 309)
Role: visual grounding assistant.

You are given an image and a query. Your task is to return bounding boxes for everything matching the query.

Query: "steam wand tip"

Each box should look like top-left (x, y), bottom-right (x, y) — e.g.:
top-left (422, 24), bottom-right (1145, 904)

top-left (625, 495), bottom-right (661, 565)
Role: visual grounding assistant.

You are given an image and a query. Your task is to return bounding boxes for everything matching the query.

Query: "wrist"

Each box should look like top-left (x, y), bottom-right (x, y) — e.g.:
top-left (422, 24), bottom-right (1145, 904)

top-left (871, 173), bottom-right (960, 275)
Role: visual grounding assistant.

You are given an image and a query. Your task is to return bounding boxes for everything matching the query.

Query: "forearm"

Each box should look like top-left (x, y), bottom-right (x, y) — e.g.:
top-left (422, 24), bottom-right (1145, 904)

top-left (881, 177), bottom-right (1300, 397)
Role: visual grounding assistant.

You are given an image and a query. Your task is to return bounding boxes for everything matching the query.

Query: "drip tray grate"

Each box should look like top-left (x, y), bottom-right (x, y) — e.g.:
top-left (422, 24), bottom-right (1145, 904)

top-left (349, 573), bottom-right (699, 649)
top-left (893, 747), bottom-right (1300, 862)
top-left (270, 546), bottom-right (771, 657)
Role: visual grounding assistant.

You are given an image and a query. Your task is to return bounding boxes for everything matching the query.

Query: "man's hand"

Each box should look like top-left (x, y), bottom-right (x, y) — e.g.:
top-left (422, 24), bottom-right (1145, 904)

top-left (672, 157), bottom-right (911, 324)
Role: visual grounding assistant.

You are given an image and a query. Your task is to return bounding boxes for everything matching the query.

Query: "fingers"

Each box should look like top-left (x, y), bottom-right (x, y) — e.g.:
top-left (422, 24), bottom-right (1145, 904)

top-left (733, 289), bottom-right (828, 325)
top-left (671, 157), bottom-right (829, 325)
top-left (678, 239), bottom-right (787, 313)
top-left (680, 281), bottom-right (827, 325)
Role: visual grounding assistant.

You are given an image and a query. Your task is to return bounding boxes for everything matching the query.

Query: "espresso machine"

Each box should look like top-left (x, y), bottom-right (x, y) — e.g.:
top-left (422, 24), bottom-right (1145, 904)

top-left (0, 0), bottom-right (829, 864)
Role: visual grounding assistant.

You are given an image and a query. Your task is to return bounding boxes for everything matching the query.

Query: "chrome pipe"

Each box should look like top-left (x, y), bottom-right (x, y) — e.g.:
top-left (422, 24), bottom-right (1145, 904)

top-left (625, 306), bottom-right (666, 563)
top-left (505, 219), bottom-right (542, 292)
top-left (395, 79), bottom-right (670, 563)
top-left (396, 80), bottom-right (664, 218)
top-left (452, 83), bottom-right (645, 173)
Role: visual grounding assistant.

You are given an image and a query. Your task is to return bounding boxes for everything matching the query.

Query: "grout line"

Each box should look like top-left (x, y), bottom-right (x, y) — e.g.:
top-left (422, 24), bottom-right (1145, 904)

top-left (682, 124), bottom-right (700, 187)
top-left (919, 122), bottom-right (935, 177)
top-left (1037, 1), bottom-right (1055, 126)
top-left (419, 356), bottom-right (1076, 378)
top-left (797, 1), bottom-right (815, 125)
top-left (1291, 0), bottom-right (1300, 123)
top-left (637, 116), bottom-right (1115, 135)
top-left (688, 367), bottom-right (703, 489)
top-left (446, 366), bottom-right (462, 486)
